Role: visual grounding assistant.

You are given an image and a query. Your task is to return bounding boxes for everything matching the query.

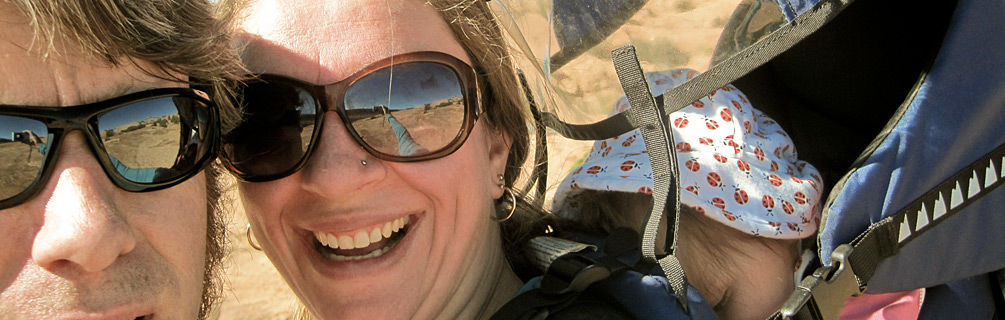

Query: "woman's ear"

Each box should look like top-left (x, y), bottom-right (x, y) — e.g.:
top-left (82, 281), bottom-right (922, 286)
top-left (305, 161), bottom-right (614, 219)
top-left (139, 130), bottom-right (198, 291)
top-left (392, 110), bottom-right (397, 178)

top-left (486, 126), bottom-right (512, 199)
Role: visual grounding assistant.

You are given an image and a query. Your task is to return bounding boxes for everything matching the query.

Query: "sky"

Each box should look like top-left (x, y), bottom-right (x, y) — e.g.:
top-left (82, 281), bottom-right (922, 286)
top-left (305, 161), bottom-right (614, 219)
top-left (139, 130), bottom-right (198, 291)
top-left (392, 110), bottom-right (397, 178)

top-left (344, 62), bottom-right (464, 111)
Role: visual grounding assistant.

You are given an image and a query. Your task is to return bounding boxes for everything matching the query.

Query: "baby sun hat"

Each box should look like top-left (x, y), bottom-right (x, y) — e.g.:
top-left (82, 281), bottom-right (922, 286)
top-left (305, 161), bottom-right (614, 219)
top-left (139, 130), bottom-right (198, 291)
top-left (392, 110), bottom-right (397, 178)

top-left (553, 68), bottom-right (823, 239)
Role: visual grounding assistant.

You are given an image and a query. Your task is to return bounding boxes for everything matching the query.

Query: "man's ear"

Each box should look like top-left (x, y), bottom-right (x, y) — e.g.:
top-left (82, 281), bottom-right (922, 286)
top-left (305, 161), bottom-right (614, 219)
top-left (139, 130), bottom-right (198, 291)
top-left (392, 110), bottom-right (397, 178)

top-left (486, 127), bottom-right (512, 200)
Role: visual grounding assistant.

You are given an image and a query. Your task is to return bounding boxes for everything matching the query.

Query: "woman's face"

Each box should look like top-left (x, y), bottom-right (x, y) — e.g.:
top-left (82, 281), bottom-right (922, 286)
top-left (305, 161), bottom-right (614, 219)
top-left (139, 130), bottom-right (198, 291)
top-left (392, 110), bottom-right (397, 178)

top-left (238, 0), bottom-right (512, 318)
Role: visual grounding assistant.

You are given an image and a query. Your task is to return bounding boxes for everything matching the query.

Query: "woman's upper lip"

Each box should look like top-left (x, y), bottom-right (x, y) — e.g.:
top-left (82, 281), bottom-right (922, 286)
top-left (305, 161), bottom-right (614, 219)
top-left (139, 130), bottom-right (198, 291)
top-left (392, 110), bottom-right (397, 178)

top-left (299, 210), bottom-right (420, 234)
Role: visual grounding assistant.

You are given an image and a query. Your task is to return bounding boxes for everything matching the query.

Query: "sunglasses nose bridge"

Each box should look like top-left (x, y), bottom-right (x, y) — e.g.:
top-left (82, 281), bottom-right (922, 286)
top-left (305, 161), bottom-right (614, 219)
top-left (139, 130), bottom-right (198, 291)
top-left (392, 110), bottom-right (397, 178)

top-left (320, 83), bottom-right (345, 113)
top-left (48, 118), bottom-right (87, 130)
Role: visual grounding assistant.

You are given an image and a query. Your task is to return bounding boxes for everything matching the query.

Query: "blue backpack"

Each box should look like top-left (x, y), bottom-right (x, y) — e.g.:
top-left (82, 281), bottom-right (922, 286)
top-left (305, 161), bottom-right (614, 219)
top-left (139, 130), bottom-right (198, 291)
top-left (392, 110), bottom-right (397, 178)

top-left (811, 0), bottom-right (1005, 317)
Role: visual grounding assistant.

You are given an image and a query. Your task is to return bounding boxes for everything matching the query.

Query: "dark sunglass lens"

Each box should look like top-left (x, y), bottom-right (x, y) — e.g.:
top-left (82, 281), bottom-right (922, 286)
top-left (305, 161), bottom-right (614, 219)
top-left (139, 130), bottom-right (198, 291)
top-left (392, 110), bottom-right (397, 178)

top-left (0, 116), bottom-right (48, 200)
top-left (344, 62), bottom-right (466, 158)
top-left (97, 96), bottom-right (210, 184)
top-left (223, 80), bottom-right (316, 177)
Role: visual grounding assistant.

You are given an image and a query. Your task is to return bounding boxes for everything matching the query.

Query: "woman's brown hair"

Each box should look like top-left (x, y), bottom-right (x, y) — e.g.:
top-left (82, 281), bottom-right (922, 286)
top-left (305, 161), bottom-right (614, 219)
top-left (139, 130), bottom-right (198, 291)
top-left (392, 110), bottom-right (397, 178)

top-left (427, 0), bottom-right (566, 277)
top-left (428, 0), bottom-right (529, 188)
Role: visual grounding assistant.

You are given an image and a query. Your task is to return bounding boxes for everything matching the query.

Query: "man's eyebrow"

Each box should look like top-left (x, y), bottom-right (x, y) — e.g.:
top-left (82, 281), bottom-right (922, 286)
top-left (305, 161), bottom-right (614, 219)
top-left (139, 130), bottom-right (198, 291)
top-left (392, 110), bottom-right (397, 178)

top-left (95, 63), bottom-right (186, 103)
top-left (107, 84), bottom-right (138, 99)
top-left (75, 84), bottom-right (135, 105)
top-left (98, 81), bottom-right (157, 103)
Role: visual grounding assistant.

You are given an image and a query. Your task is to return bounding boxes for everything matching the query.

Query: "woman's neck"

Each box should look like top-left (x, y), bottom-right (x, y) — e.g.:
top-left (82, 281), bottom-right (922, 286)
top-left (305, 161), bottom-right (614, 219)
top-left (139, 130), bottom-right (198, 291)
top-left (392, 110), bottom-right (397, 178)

top-left (473, 253), bottom-right (523, 319)
top-left (432, 226), bottom-right (523, 320)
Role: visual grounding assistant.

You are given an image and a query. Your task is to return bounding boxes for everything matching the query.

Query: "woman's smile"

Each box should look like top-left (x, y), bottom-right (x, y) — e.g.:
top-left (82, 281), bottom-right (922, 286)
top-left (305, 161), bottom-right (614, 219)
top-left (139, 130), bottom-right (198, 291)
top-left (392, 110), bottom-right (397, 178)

top-left (312, 215), bottom-right (412, 261)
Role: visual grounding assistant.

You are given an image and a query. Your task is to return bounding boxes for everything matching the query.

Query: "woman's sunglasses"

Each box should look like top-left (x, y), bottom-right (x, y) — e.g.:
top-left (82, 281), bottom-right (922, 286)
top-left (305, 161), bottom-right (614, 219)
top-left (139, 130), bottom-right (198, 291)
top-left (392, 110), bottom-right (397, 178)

top-left (221, 51), bottom-right (484, 182)
top-left (0, 88), bottom-right (219, 209)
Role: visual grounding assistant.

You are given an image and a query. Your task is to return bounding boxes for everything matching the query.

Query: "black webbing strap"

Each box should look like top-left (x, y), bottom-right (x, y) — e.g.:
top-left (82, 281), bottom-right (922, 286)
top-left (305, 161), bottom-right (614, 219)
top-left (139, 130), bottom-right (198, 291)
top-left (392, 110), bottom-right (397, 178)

top-left (847, 141), bottom-right (1005, 285)
top-left (610, 45), bottom-right (690, 311)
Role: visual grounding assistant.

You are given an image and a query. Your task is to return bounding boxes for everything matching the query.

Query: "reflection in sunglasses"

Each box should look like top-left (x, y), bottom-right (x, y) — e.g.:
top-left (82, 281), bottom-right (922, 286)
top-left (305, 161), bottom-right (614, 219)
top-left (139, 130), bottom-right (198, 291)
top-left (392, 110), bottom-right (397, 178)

top-left (384, 113), bottom-right (429, 157)
top-left (0, 114), bottom-right (49, 200)
top-left (11, 129), bottom-right (45, 160)
top-left (350, 96), bottom-right (464, 158)
top-left (105, 99), bottom-right (187, 161)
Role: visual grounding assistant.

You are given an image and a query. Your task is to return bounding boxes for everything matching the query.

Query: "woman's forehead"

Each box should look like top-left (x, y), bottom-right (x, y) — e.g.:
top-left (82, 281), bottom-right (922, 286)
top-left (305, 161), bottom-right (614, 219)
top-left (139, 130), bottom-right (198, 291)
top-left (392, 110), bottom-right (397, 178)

top-left (239, 0), bottom-right (469, 84)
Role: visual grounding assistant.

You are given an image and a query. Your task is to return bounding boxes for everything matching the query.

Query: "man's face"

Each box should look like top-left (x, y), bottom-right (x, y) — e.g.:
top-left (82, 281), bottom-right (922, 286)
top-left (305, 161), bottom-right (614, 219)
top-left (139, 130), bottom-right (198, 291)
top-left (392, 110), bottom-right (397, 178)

top-left (0, 6), bottom-right (210, 320)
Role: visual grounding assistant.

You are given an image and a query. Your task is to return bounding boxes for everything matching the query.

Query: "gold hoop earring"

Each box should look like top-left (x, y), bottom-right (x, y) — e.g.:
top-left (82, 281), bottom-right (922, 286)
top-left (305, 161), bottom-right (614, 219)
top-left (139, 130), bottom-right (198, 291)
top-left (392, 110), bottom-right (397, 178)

top-left (493, 186), bottom-right (517, 222)
top-left (246, 224), bottom-right (262, 251)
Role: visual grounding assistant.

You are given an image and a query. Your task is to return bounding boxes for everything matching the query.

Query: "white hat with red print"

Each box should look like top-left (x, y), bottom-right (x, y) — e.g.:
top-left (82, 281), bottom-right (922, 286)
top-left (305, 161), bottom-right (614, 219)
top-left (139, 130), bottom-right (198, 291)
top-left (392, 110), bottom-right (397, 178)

top-left (552, 68), bottom-right (823, 239)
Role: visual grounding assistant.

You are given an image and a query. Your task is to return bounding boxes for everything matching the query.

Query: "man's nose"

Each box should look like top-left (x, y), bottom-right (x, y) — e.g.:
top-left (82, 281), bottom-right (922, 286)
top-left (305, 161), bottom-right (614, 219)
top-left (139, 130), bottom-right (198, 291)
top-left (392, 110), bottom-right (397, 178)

top-left (31, 132), bottom-right (136, 274)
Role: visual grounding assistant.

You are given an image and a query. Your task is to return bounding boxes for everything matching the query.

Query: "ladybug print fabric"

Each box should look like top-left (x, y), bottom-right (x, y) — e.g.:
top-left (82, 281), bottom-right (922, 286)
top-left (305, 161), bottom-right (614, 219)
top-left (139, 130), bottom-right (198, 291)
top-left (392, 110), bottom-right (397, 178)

top-left (553, 68), bottom-right (823, 239)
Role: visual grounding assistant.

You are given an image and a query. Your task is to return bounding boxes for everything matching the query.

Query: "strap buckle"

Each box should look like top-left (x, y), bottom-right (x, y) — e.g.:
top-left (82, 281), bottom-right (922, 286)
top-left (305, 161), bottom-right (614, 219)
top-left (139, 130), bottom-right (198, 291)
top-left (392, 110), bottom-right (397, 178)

top-left (539, 253), bottom-right (613, 295)
top-left (780, 244), bottom-right (862, 320)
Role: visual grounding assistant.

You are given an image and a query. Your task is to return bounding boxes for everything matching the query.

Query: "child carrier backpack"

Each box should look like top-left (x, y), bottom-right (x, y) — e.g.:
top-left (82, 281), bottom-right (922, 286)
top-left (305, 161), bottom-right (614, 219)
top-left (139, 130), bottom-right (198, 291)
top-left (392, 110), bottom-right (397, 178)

top-left (487, 0), bottom-right (1005, 318)
top-left (756, 0), bottom-right (1005, 318)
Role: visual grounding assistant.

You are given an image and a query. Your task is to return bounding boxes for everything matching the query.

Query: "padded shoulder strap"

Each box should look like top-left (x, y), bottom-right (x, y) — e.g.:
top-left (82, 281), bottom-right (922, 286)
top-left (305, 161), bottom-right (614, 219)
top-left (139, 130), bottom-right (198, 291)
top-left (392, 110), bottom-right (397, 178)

top-left (851, 143), bottom-right (1005, 284)
top-left (776, 143), bottom-right (1005, 320)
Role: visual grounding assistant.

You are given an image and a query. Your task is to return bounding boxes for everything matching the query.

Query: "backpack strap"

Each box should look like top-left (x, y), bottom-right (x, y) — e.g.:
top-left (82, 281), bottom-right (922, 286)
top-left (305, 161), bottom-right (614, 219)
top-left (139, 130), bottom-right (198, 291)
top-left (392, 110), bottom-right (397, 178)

top-left (775, 142), bottom-right (1005, 320)
top-left (609, 45), bottom-right (692, 311)
top-left (849, 143), bottom-right (1005, 285)
top-left (492, 230), bottom-right (646, 320)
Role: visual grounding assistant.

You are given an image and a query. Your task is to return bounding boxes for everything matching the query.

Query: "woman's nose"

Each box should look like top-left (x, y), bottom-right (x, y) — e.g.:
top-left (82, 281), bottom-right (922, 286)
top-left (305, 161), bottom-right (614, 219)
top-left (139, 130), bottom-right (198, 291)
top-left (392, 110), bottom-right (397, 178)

top-left (31, 132), bottom-right (136, 274)
top-left (297, 111), bottom-right (385, 197)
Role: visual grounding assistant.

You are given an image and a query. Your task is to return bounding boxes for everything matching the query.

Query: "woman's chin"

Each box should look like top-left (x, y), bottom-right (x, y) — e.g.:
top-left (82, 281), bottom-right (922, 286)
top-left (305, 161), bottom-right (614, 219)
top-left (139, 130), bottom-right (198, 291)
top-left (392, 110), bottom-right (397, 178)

top-left (305, 297), bottom-right (413, 320)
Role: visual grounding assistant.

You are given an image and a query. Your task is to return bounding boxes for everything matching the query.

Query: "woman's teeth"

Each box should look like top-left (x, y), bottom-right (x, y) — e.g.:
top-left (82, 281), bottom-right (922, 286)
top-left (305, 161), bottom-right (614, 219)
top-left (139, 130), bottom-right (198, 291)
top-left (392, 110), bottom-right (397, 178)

top-left (325, 246), bottom-right (393, 262)
top-left (313, 215), bottom-right (410, 252)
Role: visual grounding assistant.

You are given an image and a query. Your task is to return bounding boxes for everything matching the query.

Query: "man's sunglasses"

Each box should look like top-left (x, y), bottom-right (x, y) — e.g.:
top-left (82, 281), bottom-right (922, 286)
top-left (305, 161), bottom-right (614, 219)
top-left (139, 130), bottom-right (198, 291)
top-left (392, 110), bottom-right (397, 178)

top-left (0, 88), bottom-right (219, 209)
top-left (222, 51), bottom-right (484, 182)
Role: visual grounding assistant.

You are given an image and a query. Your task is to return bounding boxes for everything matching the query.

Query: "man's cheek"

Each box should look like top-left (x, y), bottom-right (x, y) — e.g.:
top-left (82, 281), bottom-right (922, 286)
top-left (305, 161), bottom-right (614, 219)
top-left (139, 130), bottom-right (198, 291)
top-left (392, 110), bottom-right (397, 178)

top-left (0, 221), bottom-right (35, 294)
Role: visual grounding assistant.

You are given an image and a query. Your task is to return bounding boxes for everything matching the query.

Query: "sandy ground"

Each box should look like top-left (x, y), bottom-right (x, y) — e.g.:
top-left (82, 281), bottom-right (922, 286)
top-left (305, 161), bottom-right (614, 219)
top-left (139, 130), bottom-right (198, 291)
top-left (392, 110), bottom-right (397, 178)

top-left (0, 142), bottom-right (45, 199)
top-left (215, 196), bottom-right (304, 319)
top-left (103, 122), bottom-right (181, 169)
top-left (215, 0), bottom-right (747, 318)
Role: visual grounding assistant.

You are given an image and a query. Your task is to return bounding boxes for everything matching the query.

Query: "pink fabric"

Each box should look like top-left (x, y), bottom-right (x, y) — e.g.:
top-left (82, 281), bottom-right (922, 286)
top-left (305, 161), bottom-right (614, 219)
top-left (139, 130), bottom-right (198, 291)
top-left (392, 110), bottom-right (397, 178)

top-left (839, 289), bottom-right (925, 320)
